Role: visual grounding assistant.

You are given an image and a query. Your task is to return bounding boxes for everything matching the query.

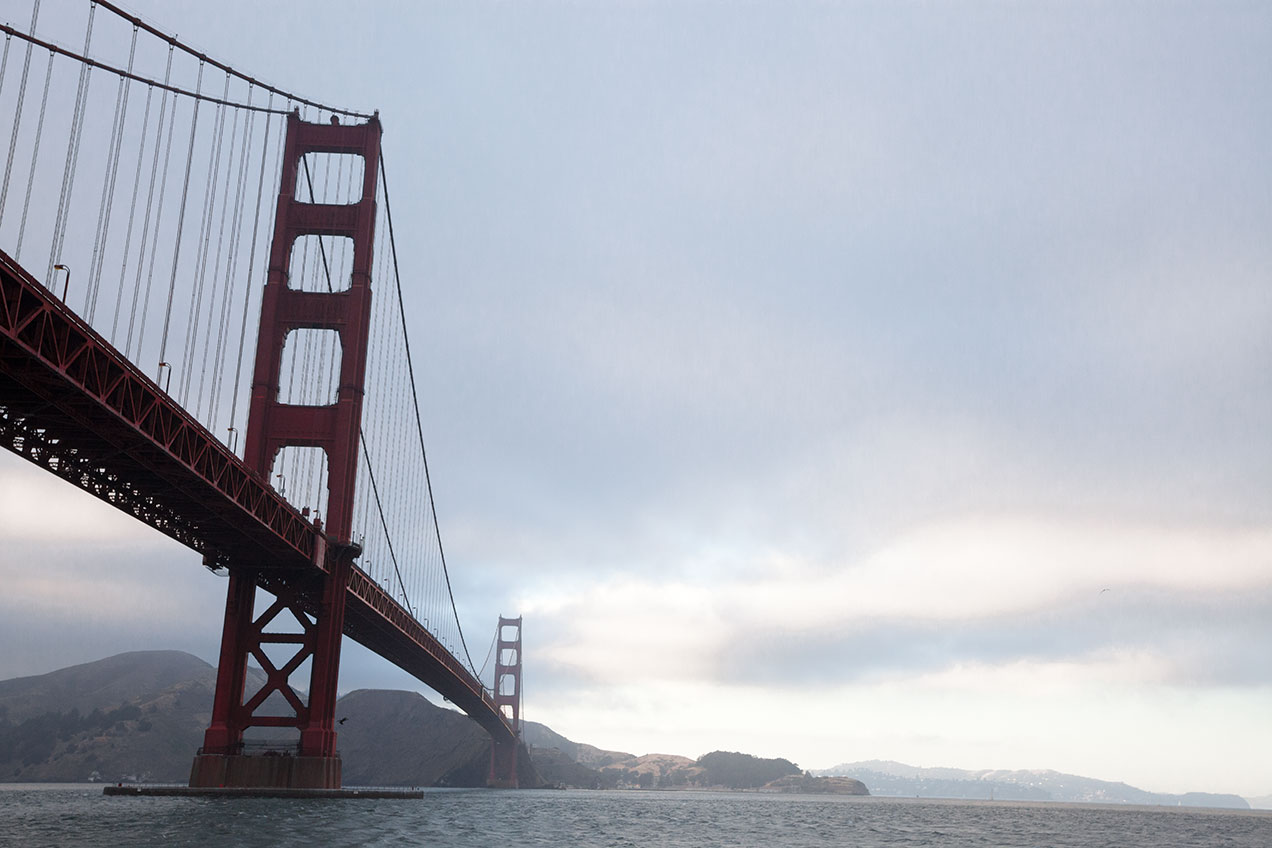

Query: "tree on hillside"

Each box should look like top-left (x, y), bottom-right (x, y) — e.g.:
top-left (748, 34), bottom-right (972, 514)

top-left (697, 751), bottom-right (800, 789)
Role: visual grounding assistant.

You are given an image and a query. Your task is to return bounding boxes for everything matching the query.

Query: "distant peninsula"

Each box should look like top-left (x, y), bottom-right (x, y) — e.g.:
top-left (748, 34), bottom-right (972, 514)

top-left (815, 760), bottom-right (1251, 810)
top-left (521, 725), bottom-right (867, 794)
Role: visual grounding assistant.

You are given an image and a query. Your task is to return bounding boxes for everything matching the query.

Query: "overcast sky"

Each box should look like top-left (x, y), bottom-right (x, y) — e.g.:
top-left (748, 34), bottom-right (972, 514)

top-left (1, 0), bottom-right (1269, 798)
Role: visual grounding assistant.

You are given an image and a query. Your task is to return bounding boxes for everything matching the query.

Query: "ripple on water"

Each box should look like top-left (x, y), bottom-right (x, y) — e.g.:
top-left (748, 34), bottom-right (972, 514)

top-left (1, 787), bottom-right (1270, 848)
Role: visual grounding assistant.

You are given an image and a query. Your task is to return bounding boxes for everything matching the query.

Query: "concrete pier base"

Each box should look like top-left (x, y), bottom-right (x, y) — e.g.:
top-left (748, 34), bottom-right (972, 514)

top-left (106, 785), bottom-right (422, 799)
top-left (189, 753), bottom-right (341, 790)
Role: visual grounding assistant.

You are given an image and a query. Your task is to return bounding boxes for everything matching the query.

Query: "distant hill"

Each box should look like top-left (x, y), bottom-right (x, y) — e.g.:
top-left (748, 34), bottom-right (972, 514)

top-left (816, 760), bottom-right (1249, 810)
top-left (335, 689), bottom-right (539, 787)
top-left (0, 651), bottom-right (228, 782)
top-left (0, 650), bottom-right (217, 724)
top-left (698, 750), bottom-right (801, 789)
top-left (0, 652), bottom-right (538, 787)
top-left (523, 723), bottom-right (865, 794)
top-left (522, 720), bottom-right (634, 768)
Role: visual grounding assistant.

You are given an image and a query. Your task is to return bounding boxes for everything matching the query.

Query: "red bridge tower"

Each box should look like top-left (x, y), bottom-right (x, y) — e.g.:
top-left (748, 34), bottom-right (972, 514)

top-left (190, 111), bottom-right (380, 790)
top-left (488, 615), bottom-right (523, 788)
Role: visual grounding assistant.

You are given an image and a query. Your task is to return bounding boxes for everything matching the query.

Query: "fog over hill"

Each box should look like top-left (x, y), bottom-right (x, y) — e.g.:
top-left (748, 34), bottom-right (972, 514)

top-left (817, 760), bottom-right (1252, 810)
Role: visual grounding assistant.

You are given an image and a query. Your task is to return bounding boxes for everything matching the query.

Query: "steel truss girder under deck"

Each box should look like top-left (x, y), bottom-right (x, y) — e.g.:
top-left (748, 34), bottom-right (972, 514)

top-left (0, 247), bottom-right (516, 783)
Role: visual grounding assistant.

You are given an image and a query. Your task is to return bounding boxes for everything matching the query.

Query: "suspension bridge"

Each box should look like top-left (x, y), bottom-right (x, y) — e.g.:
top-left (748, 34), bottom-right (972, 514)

top-left (0, 1), bottom-right (526, 789)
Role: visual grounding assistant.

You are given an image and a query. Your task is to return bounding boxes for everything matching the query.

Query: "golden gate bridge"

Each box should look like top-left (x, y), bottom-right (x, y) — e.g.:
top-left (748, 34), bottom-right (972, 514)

top-left (0, 0), bottom-right (525, 789)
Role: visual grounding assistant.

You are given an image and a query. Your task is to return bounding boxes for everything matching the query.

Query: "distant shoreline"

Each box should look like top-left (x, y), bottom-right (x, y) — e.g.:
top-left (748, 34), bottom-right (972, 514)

top-left (5, 782), bottom-right (1267, 817)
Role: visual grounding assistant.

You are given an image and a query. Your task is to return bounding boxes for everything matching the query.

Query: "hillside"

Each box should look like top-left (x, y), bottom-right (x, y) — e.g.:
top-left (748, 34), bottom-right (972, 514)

top-left (0, 650), bottom-right (217, 724)
top-left (335, 688), bottom-right (538, 787)
top-left (0, 651), bottom-right (227, 782)
top-left (522, 720), bottom-right (635, 768)
top-left (817, 760), bottom-right (1250, 809)
top-left (0, 652), bottom-right (538, 786)
top-left (525, 725), bottom-right (864, 794)
top-left (698, 750), bottom-right (801, 788)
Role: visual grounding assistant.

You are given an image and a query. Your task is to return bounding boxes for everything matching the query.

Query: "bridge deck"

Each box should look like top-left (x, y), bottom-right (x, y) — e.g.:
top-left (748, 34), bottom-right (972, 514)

top-left (0, 250), bottom-right (512, 744)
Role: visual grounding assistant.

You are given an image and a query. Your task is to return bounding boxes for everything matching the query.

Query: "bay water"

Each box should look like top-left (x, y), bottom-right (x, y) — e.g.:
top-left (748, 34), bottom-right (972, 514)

top-left (2, 785), bottom-right (1270, 847)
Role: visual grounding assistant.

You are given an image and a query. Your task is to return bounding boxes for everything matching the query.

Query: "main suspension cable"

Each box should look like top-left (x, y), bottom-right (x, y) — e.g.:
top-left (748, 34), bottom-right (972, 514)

top-left (477, 625), bottom-right (499, 686)
top-left (379, 150), bottom-right (480, 676)
top-left (0, 22), bottom-right (290, 116)
top-left (93, 0), bottom-right (371, 119)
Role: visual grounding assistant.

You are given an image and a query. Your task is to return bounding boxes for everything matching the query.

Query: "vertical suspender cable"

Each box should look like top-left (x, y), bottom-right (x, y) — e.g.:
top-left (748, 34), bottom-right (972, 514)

top-left (179, 71), bottom-right (231, 403)
top-left (299, 152), bottom-right (416, 613)
top-left (130, 47), bottom-right (179, 361)
top-left (227, 94), bottom-right (279, 450)
top-left (0, 33), bottom-right (13, 104)
top-left (191, 77), bottom-right (243, 413)
top-left (157, 60), bottom-right (205, 384)
top-left (47, 3), bottom-right (96, 287)
top-left (295, 150), bottom-right (339, 503)
top-left (359, 438), bottom-right (416, 618)
top-left (0, 0), bottom-right (40, 227)
top-left (205, 89), bottom-right (256, 424)
top-left (111, 76), bottom-right (160, 342)
top-left (380, 151), bottom-right (480, 676)
top-left (86, 24), bottom-right (139, 323)
top-left (13, 46), bottom-right (53, 259)
top-left (370, 219), bottom-right (395, 585)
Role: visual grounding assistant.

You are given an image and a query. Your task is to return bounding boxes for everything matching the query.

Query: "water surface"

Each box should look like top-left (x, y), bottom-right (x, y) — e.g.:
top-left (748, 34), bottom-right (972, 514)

top-left (2, 785), bottom-right (1270, 847)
